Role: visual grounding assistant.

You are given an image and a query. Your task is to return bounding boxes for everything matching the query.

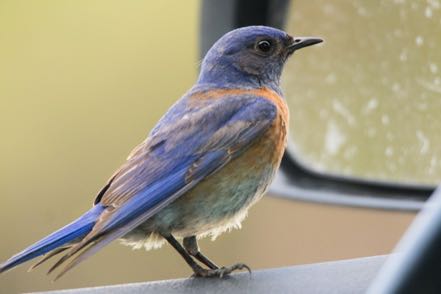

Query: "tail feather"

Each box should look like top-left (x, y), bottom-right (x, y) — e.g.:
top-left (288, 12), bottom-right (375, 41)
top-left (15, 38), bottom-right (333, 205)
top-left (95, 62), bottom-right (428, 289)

top-left (28, 246), bottom-right (70, 272)
top-left (52, 235), bottom-right (110, 281)
top-left (0, 204), bottom-right (104, 274)
top-left (51, 223), bottom-right (130, 280)
top-left (50, 202), bottom-right (160, 280)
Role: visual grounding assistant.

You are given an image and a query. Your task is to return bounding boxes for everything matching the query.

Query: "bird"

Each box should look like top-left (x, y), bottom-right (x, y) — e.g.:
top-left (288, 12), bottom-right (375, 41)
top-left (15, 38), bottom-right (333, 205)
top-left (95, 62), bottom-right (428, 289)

top-left (0, 26), bottom-right (322, 280)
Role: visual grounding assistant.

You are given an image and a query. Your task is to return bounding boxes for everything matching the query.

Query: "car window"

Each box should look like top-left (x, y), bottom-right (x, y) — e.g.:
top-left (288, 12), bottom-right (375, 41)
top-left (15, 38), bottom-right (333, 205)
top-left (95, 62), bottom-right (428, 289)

top-left (282, 0), bottom-right (441, 185)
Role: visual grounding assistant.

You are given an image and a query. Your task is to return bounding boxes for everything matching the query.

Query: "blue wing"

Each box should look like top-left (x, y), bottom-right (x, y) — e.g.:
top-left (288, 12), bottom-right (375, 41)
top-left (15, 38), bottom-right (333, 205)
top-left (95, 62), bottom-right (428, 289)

top-left (15, 91), bottom-right (277, 279)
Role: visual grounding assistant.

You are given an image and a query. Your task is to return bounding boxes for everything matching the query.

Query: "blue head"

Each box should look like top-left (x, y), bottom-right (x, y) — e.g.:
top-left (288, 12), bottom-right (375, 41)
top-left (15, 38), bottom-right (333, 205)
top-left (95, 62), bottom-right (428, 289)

top-left (197, 26), bottom-right (322, 92)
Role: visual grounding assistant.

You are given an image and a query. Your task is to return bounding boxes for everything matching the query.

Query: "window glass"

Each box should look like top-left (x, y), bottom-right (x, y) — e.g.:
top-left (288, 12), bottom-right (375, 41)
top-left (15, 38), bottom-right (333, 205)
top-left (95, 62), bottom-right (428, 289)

top-left (282, 0), bottom-right (441, 185)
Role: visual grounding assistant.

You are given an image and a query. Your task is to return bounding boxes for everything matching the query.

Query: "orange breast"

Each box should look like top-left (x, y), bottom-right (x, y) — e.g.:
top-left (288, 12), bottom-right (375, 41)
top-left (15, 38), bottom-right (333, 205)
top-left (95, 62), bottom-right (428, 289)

top-left (249, 87), bottom-right (289, 166)
top-left (191, 86), bottom-right (289, 166)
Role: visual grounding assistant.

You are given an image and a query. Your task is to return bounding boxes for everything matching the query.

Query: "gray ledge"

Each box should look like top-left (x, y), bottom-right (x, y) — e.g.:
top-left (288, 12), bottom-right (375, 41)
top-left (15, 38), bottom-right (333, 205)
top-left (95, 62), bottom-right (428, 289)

top-left (39, 255), bottom-right (387, 294)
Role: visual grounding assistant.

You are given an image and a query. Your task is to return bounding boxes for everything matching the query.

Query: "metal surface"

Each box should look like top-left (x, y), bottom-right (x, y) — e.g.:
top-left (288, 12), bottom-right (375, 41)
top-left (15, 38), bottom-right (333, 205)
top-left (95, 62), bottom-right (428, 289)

top-left (200, 0), bottom-right (436, 211)
top-left (38, 255), bottom-right (387, 294)
top-left (368, 186), bottom-right (441, 294)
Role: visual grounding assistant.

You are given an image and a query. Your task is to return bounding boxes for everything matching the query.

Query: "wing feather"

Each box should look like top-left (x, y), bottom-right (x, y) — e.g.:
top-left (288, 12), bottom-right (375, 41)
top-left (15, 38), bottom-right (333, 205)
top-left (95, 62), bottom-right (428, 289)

top-left (51, 93), bottom-right (277, 277)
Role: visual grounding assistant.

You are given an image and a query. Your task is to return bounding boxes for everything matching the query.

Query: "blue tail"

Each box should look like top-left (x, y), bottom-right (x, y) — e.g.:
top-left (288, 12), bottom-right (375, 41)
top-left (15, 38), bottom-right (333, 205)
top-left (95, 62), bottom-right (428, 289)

top-left (0, 204), bottom-right (104, 273)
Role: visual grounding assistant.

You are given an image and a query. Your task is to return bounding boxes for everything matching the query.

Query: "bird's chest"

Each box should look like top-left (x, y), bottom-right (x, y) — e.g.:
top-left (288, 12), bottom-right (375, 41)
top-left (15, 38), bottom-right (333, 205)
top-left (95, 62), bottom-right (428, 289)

top-left (150, 96), bottom-right (289, 237)
top-left (256, 111), bottom-right (288, 168)
top-left (192, 107), bottom-right (288, 213)
top-left (192, 96), bottom-right (289, 211)
top-left (169, 111), bottom-right (288, 236)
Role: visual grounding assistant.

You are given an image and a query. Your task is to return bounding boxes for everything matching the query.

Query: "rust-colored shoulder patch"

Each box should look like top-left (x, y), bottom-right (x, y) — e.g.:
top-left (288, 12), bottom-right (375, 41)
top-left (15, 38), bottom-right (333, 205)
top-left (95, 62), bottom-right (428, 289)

top-left (250, 87), bottom-right (289, 122)
top-left (190, 87), bottom-right (289, 121)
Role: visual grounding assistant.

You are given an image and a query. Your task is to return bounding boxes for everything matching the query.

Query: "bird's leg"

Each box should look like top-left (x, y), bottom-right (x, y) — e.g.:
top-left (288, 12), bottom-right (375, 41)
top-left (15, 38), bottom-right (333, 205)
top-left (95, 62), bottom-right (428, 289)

top-left (183, 235), bottom-right (251, 278)
top-left (164, 234), bottom-right (251, 278)
top-left (183, 236), bottom-right (218, 270)
top-left (162, 234), bottom-right (207, 276)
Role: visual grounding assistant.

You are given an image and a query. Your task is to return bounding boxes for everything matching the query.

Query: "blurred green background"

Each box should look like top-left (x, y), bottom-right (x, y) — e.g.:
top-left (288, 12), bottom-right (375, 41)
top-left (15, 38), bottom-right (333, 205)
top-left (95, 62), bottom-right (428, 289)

top-left (0, 1), bottom-right (418, 293)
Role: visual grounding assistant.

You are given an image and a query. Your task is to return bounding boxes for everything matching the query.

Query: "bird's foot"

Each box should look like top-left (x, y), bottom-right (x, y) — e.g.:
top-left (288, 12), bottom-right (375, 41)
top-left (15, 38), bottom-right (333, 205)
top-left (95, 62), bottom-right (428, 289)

top-left (192, 263), bottom-right (251, 278)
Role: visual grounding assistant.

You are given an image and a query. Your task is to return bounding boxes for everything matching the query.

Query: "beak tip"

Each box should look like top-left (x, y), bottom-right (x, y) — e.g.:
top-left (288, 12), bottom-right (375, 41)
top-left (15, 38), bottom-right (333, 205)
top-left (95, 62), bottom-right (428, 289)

top-left (288, 36), bottom-right (324, 52)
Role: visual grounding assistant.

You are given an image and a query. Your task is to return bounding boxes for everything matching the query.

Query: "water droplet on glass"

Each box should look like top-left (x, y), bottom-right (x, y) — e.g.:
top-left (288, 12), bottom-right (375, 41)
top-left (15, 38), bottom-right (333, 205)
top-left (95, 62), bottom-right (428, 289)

top-left (425, 6), bottom-right (433, 18)
top-left (415, 35), bottom-right (424, 46)
top-left (399, 49), bottom-right (408, 62)
top-left (381, 115), bottom-right (390, 125)
top-left (385, 146), bottom-right (394, 157)
top-left (416, 130), bottom-right (430, 154)
top-left (325, 121), bottom-right (346, 155)
top-left (325, 73), bottom-right (337, 84)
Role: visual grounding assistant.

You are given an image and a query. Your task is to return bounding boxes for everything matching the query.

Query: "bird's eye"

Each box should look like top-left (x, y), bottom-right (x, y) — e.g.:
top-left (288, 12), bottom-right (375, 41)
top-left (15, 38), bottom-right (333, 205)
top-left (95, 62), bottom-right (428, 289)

top-left (256, 40), bottom-right (273, 54)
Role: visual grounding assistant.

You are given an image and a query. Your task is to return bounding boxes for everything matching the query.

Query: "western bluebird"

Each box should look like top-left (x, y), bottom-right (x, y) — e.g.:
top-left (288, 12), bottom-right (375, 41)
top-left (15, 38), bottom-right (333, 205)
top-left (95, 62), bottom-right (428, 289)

top-left (0, 26), bottom-right (322, 279)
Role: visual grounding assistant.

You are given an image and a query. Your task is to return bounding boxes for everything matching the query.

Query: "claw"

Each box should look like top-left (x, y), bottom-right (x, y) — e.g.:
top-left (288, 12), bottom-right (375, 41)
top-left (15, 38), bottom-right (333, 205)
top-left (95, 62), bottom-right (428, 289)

top-left (192, 263), bottom-right (251, 278)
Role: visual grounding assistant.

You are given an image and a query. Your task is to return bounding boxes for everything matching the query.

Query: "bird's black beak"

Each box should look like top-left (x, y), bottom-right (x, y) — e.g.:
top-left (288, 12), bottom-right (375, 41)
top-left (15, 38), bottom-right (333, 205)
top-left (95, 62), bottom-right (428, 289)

top-left (287, 37), bottom-right (323, 53)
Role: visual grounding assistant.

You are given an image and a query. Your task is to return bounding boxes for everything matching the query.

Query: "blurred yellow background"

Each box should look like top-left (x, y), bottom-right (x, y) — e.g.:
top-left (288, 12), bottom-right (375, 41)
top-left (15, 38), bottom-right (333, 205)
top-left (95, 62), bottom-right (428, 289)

top-left (0, 1), bottom-right (415, 293)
